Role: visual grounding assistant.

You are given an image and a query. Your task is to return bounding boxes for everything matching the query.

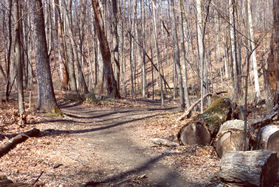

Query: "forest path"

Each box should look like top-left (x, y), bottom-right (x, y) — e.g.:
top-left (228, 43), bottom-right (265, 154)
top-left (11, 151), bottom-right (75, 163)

top-left (49, 99), bottom-right (192, 186)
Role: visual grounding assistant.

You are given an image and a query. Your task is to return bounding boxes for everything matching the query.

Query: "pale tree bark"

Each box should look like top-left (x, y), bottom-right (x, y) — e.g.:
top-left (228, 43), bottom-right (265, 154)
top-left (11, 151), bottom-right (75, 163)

top-left (91, 0), bottom-right (120, 98)
top-left (196, 0), bottom-right (205, 112)
top-left (129, 0), bottom-right (135, 98)
top-left (31, 0), bottom-right (59, 112)
top-left (64, 0), bottom-right (88, 94)
top-left (14, 0), bottom-right (24, 115)
top-left (229, 0), bottom-right (241, 100)
top-left (179, 0), bottom-right (190, 109)
top-left (152, 0), bottom-right (164, 106)
top-left (63, 0), bottom-right (77, 92)
top-left (247, 0), bottom-right (260, 99)
top-left (172, 0), bottom-right (185, 111)
top-left (54, 0), bottom-right (69, 91)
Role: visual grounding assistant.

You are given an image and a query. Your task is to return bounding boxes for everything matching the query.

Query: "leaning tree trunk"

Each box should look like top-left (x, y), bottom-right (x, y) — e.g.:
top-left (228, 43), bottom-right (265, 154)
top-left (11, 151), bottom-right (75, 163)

top-left (31, 0), bottom-right (60, 113)
top-left (91, 0), bottom-right (120, 99)
top-left (220, 150), bottom-right (278, 187)
top-left (178, 97), bottom-right (237, 145)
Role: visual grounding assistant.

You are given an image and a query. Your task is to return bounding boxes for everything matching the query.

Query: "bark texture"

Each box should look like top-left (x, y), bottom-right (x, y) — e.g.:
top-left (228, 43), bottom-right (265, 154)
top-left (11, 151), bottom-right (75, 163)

top-left (220, 150), bottom-right (278, 187)
top-left (92, 0), bottom-right (120, 98)
top-left (31, 0), bottom-right (59, 112)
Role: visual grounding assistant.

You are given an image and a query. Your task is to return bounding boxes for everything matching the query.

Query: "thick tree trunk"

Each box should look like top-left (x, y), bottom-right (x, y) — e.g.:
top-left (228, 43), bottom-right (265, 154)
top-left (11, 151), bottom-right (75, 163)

top-left (265, 0), bottom-right (279, 111)
top-left (92, 0), bottom-right (120, 98)
top-left (220, 150), bottom-right (278, 187)
top-left (31, 0), bottom-right (60, 112)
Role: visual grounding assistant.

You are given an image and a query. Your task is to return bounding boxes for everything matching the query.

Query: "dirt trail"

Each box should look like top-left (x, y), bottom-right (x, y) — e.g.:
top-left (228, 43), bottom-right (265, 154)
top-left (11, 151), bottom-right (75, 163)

top-left (47, 100), bottom-right (192, 186)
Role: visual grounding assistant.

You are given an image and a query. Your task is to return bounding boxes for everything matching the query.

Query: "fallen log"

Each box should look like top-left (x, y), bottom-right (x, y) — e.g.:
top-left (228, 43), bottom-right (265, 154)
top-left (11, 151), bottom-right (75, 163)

top-left (0, 128), bottom-right (40, 158)
top-left (215, 120), bottom-right (250, 157)
top-left (248, 104), bottom-right (279, 129)
top-left (178, 97), bottom-right (235, 145)
top-left (177, 91), bottom-right (227, 121)
top-left (258, 124), bottom-right (279, 157)
top-left (151, 138), bottom-right (179, 147)
top-left (220, 150), bottom-right (278, 187)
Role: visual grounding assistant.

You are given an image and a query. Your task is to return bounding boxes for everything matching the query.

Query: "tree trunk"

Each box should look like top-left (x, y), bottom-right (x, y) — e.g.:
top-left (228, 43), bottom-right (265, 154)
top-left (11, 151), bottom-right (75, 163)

top-left (196, 0), bottom-right (205, 112)
top-left (112, 0), bottom-right (120, 91)
top-left (14, 0), bottom-right (25, 115)
top-left (31, 0), bottom-right (60, 112)
top-left (229, 0), bottom-right (241, 100)
top-left (91, 0), bottom-right (120, 98)
top-left (141, 0), bottom-right (146, 98)
top-left (265, 0), bottom-right (279, 111)
top-left (220, 150), bottom-right (278, 187)
top-left (172, 0), bottom-right (185, 111)
top-left (179, 0), bottom-right (190, 109)
top-left (247, 0), bottom-right (260, 99)
top-left (5, 0), bottom-right (13, 102)
top-left (152, 0), bottom-right (164, 106)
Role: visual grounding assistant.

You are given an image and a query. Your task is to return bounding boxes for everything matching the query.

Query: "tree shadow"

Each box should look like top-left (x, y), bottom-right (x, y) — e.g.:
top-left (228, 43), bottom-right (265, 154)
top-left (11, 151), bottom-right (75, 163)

top-left (84, 151), bottom-right (197, 187)
top-left (38, 114), bottom-right (160, 137)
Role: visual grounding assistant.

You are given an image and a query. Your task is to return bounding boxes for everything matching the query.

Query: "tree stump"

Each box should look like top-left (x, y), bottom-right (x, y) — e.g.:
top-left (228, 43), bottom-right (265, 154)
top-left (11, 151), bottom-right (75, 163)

top-left (220, 150), bottom-right (278, 187)
top-left (215, 120), bottom-right (250, 157)
top-left (259, 124), bottom-right (279, 157)
top-left (178, 97), bottom-right (235, 145)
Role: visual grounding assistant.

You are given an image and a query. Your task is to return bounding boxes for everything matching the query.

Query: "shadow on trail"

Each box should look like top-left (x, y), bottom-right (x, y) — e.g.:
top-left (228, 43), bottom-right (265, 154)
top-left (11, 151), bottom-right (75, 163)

top-left (59, 101), bottom-right (83, 108)
top-left (63, 110), bottom-right (134, 120)
top-left (39, 114), bottom-right (159, 137)
top-left (85, 152), bottom-right (195, 187)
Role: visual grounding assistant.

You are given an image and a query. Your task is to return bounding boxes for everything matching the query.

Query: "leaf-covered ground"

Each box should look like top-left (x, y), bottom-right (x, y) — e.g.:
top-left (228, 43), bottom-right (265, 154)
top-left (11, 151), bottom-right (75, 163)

top-left (0, 95), bottom-right (221, 186)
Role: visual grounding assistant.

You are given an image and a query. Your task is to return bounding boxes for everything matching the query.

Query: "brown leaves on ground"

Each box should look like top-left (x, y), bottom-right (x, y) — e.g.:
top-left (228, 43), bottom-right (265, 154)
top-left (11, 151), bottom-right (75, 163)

top-left (0, 97), bottom-right (221, 185)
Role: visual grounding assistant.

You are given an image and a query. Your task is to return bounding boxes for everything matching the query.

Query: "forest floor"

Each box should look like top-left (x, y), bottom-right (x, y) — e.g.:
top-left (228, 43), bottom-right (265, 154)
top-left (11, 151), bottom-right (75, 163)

top-left (0, 93), bottom-right (221, 186)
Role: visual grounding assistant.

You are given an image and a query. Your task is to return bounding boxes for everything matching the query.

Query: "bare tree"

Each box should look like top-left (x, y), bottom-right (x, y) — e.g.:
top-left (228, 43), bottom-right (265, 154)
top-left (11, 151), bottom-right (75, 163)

top-left (91, 0), bottom-right (120, 98)
top-left (30, 0), bottom-right (59, 112)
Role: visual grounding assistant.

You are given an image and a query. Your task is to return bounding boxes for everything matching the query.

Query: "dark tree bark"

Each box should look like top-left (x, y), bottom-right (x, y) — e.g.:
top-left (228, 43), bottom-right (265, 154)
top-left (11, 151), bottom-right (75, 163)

top-left (112, 0), bottom-right (120, 90)
top-left (31, 0), bottom-right (60, 112)
top-left (265, 0), bottom-right (279, 111)
top-left (91, 0), bottom-right (120, 98)
top-left (5, 0), bottom-right (13, 102)
top-left (14, 0), bottom-right (25, 115)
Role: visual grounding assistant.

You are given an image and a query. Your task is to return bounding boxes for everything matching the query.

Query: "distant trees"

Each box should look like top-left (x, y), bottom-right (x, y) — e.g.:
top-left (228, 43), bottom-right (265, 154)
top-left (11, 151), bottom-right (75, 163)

top-left (0, 0), bottom-right (277, 114)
